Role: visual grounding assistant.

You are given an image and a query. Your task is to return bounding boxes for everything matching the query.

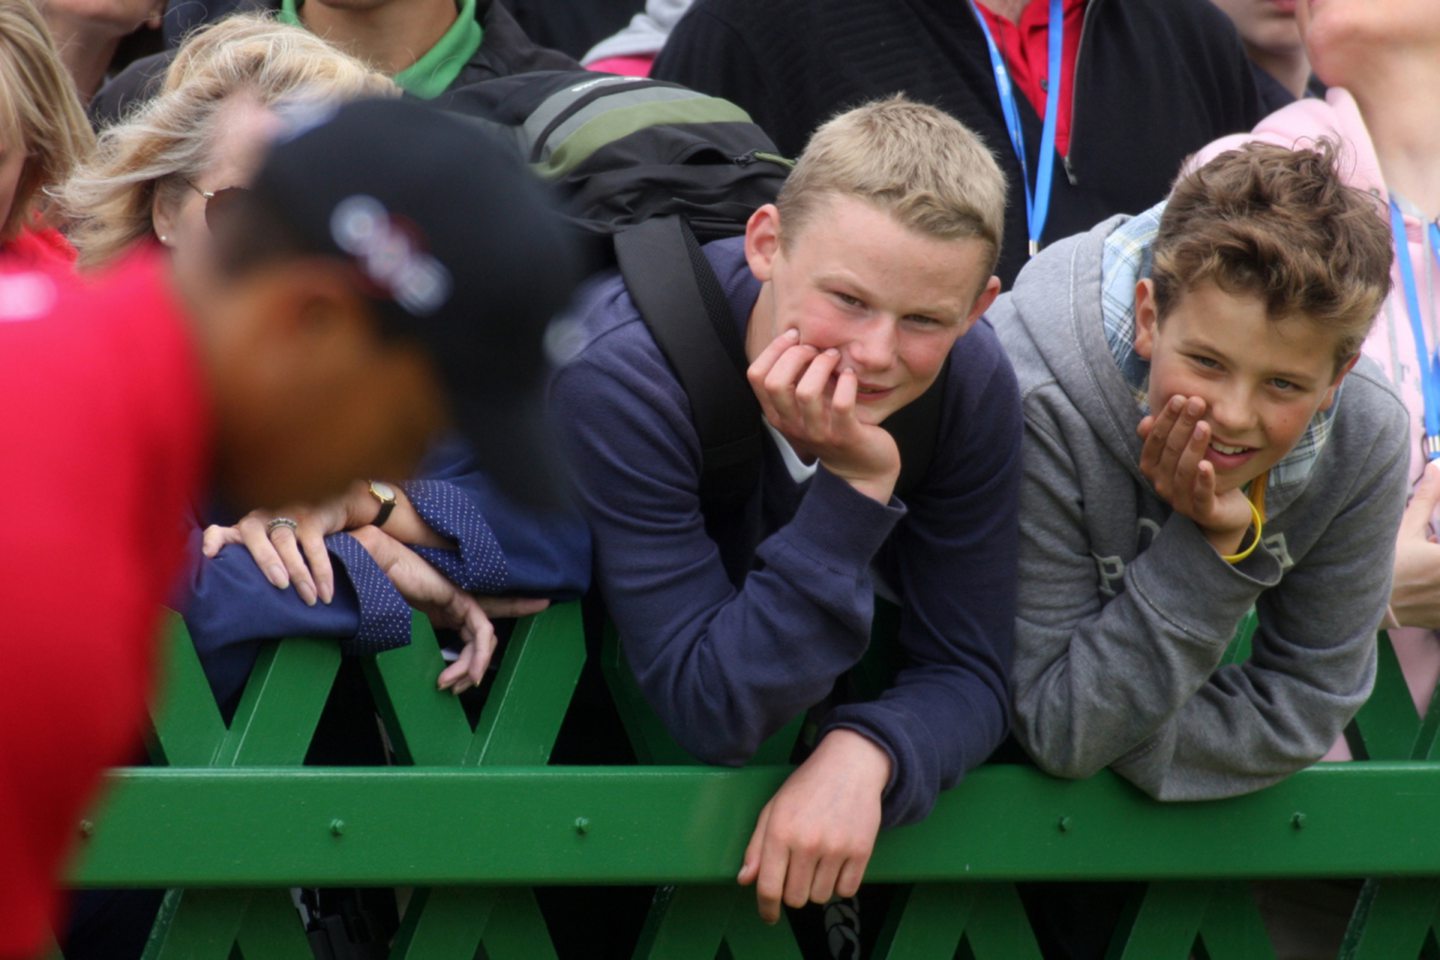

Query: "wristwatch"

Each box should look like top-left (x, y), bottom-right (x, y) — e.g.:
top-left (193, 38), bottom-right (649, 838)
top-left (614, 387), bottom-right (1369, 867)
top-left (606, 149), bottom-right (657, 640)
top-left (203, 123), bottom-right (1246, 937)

top-left (368, 480), bottom-right (397, 527)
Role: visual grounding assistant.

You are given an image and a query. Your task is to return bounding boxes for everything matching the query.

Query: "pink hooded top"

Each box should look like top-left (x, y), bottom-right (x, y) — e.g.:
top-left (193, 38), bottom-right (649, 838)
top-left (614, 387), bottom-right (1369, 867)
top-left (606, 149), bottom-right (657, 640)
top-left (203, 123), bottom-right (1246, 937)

top-left (1191, 88), bottom-right (1440, 760)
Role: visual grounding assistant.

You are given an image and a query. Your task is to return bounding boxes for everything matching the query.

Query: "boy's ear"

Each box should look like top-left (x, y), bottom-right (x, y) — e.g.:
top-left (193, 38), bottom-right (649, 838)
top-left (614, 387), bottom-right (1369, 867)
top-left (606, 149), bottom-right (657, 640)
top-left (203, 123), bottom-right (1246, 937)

top-left (744, 203), bottom-right (782, 282)
top-left (1133, 278), bottom-right (1158, 360)
top-left (1319, 354), bottom-right (1360, 412)
top-left (961, 275), bottom-right (1002, 336)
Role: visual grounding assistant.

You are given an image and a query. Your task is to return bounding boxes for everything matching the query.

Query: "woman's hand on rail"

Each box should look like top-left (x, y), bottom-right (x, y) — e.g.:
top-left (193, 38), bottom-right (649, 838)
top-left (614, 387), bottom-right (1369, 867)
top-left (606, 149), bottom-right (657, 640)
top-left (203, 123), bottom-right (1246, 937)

top-left (351, 526), bottom-right (496, 694)
top-left (200, 496), bottom-right (353, 607)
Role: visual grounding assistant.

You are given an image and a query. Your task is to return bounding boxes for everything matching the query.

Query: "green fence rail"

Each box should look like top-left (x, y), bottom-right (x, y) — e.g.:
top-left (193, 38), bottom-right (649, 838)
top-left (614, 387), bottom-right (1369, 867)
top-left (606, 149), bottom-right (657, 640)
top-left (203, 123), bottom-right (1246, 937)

top-left (56, 607), bottom-right (1440, 959)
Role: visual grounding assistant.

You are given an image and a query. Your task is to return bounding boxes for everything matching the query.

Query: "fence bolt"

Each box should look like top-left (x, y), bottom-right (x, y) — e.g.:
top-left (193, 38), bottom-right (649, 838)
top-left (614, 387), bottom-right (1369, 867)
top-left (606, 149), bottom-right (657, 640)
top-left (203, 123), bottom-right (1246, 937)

top-left (1057, 816), bottom-right (1072, 833)
top-left (575, 817), bottom-right (590, 836)
top-left (1291, 812), bottom-right (1306, 830)
top-left (330, 819), bottom-right (346, 838)
top-left (78, 820), bottom-right (94, 840)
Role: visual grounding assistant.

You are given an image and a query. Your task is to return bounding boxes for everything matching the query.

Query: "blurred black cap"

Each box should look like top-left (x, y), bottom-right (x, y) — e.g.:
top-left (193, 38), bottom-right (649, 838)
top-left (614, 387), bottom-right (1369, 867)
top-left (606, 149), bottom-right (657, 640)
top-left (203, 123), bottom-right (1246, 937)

top-left (249, 96), bottom-right (583, 504)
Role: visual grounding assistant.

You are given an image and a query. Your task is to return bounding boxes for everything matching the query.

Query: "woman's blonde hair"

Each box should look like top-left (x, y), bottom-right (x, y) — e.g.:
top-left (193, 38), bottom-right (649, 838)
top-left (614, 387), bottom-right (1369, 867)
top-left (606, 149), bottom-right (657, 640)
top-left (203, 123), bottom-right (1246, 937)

top-left (57, 13), bottom-right (397, 269)
top-left (0, 0), bottom-right (95, 242)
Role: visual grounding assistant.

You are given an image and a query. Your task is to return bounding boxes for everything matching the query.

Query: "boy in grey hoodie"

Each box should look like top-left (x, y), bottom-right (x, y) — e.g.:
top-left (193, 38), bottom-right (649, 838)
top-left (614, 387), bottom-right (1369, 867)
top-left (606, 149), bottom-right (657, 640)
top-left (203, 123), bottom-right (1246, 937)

top-left (992, 141), bottom-right (1405, 799)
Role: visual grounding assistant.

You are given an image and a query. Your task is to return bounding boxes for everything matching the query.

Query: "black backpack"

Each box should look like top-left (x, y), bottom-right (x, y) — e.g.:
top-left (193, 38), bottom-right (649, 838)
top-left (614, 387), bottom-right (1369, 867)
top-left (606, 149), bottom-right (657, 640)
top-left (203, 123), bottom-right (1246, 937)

top-left (437, 71), bottom-right (790, 244)
top-left (436, 71), bottom-right (944, 510)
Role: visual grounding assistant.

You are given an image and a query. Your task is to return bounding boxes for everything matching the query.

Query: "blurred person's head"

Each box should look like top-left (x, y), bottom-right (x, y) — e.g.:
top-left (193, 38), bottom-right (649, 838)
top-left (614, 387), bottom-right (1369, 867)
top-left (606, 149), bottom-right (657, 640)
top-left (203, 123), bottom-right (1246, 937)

top-left (174, 97), bottom-right (583, 507)
top-left (0, 0), bottom-right (95, 245)
top-left (277, 0), bottom-right (468, 80)
top-left (34, 0), bottom-right (166, 101)
top-left (56, 14), bottom-right (396, 271)
top-left (1298, 0), bottom-right (1440, 90)
top-left (36, 0), bottom-right (162, 38)
top-left (1210, 0), bottom-right (1307, 84)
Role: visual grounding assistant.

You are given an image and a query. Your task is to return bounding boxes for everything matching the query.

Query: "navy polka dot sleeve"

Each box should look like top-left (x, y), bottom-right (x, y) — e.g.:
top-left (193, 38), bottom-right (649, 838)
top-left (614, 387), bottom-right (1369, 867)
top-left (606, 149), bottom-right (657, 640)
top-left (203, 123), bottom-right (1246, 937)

top-left (323, 531), bottom-right (414, 655)
top-left (404, 478), bottom-right (509, 594)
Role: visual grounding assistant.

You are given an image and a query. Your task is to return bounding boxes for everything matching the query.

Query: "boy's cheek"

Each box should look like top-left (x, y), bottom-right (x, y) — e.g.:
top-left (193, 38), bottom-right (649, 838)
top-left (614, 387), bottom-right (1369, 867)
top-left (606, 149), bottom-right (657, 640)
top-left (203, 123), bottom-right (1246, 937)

top-left (789, 301), bottom-right (834, 339)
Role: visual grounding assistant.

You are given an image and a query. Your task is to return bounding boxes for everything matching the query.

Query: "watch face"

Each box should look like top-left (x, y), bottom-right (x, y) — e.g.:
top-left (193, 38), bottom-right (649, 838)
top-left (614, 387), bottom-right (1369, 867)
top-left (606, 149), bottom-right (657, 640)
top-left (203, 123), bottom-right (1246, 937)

top-left (371, 480), bottom-right (397, 502)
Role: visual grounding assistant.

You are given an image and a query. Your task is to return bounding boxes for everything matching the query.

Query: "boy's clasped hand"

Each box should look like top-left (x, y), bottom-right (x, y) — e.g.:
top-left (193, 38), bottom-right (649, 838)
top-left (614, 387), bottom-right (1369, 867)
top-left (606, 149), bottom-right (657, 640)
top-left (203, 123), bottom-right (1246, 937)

top-left (747, 327), bottom-right (901, 505)
top-left (1137, 394), bottom-right (1256, 558)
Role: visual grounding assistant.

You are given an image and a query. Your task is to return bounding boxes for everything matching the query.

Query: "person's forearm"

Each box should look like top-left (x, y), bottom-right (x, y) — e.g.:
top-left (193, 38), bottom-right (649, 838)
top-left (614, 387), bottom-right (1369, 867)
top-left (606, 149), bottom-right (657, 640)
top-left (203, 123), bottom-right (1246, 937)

top-left (1125, 430), bottom-right (1407, 800)
top-left (609, 469), bottom-right (902, 764)
top-left (1014, 512), bottom-right (1272, 779)
top-left (341, 480), bottom-right (452, 549)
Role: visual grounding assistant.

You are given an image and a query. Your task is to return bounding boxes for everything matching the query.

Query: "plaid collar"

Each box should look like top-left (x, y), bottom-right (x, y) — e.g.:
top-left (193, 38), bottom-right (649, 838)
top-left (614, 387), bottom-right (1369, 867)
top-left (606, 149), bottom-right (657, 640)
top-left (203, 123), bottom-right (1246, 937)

top-left (1100, 202), bottom-right (1336, 492)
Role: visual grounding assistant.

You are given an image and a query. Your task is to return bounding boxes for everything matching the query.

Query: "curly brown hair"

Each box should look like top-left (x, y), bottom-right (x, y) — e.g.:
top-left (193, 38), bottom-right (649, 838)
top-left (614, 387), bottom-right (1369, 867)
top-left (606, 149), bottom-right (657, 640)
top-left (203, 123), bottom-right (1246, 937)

top-left (1152, 139), bottom-right (1393, 370)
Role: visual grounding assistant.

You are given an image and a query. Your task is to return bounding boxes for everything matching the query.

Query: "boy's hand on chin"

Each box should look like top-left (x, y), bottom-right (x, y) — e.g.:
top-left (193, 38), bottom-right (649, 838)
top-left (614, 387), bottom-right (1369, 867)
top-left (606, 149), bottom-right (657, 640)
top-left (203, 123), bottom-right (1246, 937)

top-left (748, 329), bottom-right (901, 503)
top-left (1137, 395), bottom-right (1255, 557)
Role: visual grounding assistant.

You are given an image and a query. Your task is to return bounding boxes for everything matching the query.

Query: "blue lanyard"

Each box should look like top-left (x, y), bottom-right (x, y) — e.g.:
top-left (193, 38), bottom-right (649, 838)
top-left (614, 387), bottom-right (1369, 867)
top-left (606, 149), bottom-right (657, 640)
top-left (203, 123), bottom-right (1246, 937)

top-left (970, 0), bottom-right (1064, 257)
top-left (1389, 198), bottom-right (1440, 460)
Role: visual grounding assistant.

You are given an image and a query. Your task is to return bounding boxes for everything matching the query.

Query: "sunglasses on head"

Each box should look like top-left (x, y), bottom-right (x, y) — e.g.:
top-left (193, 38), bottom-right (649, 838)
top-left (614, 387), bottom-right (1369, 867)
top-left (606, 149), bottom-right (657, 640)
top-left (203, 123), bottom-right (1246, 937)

top-left (183, 179), bottom-right (250, 231)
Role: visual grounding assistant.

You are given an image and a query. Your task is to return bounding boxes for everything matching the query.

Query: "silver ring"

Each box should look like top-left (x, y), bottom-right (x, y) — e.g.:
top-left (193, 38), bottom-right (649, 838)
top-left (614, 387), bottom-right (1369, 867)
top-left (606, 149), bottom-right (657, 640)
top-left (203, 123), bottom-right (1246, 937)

top-left (265, 517), bottom-right (299, 536)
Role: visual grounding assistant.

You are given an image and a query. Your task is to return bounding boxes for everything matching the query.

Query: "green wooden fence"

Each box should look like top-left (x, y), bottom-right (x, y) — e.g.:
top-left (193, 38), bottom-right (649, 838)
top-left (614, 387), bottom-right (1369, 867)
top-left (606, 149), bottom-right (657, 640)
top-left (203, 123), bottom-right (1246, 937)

top-left (54, 606), bottom-right (1440, 959)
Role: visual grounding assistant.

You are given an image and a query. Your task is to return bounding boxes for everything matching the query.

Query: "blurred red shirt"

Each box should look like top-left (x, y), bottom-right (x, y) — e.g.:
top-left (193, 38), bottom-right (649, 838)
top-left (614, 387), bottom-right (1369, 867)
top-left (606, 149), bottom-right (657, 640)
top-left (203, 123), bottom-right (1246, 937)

top-left (2, 225), bottom-right (78, 271)
top-left (0, 248), bottom-right (208, 958)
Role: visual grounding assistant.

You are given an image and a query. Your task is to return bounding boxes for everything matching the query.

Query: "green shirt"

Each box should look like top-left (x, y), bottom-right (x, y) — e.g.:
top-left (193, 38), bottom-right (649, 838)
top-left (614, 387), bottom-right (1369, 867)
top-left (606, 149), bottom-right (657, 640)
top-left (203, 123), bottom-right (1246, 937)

top-left (278, 0), bottom-right (483, 99)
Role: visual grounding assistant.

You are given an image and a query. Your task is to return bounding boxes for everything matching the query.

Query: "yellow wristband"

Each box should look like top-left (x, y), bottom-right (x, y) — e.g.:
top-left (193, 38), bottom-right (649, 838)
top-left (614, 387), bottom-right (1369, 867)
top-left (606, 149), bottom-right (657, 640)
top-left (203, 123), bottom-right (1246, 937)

top-left (1220, 497), bottom-right (1264, 564)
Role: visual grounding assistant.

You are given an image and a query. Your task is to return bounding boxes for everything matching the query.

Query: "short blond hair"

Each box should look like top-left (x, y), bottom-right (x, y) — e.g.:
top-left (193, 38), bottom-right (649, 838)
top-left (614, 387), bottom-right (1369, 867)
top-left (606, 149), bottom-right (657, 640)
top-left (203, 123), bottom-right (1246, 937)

top-left (56, 13), bottom-right (397, 269)
top-left (776, 95), bottom-right (1006, 274)
top-left (0, 0), bottom-right (95, 242)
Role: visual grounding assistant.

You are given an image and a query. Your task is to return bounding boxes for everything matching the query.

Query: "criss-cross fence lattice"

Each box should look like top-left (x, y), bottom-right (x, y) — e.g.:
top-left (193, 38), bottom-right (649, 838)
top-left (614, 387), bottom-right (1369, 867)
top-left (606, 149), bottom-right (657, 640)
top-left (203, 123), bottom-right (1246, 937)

top-left (54, 606), bottom-right (1440, 959)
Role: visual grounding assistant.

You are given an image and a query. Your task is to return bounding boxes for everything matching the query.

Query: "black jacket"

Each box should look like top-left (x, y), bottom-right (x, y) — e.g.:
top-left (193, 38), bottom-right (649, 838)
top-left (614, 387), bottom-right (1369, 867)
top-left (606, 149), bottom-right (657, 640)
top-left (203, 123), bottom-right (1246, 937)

top-left (652, 0), bottom-right (1264, 286)
top-left (90, 0), bottom-right (577, 127)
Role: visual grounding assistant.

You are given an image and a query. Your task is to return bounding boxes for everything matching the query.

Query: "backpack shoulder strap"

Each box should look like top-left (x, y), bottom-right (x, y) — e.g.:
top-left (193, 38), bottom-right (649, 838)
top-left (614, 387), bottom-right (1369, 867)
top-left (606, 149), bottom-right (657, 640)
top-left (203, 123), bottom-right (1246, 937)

top-left (614, 217), bottom-right (762, 500)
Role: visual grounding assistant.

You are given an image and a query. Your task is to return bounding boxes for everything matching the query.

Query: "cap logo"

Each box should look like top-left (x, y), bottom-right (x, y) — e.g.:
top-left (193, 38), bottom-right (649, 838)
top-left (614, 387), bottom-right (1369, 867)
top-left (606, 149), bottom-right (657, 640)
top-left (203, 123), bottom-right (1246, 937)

top-left (330, 195), bottom-right (452, 317)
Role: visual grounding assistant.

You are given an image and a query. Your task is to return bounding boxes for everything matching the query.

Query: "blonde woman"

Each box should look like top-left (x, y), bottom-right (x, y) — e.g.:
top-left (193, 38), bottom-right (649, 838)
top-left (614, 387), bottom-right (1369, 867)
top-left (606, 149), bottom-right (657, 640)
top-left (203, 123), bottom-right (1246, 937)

top-left (0, 0), bottom-right (94, 267)
top-left (58, 10), bottom-right (585, 717)
top-left (56, 13), bottom-right (396, 272)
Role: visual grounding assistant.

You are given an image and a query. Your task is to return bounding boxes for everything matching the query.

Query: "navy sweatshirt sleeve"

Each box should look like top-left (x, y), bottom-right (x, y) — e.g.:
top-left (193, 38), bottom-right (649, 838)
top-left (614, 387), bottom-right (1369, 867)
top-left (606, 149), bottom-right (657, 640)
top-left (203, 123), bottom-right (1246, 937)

top-left (551, 284), bottom-right (1019, 825)
top-left (175, 522), bottom-right (369, 708)
top-left (823, 320), bottom-right (1020, 824)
